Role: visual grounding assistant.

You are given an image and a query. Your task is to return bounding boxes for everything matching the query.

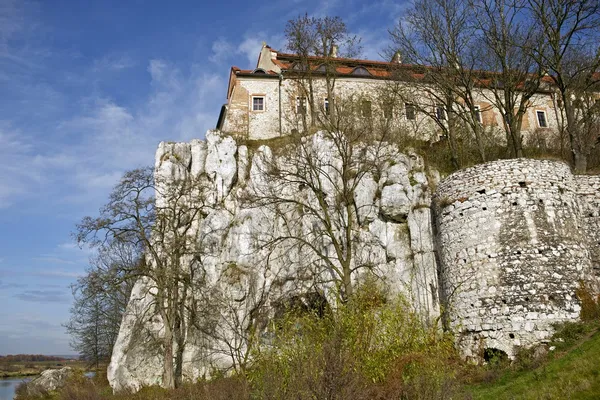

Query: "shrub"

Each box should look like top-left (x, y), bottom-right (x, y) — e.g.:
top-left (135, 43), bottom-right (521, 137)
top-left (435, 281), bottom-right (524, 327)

top-left (248, 284), bottom-right (459, 399)
top-left (576, 281), bottom-right (600, 321)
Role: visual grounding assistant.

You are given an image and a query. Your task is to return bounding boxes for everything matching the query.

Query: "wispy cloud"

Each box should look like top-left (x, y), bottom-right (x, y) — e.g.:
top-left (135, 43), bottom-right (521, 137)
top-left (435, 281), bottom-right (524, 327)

top-left (209, 32), bottom-right (285, 67)
top-left (209, 37), bottom-right (235, 64)
top-left (92, 53), bottom-right (136, 72)
top-left (14, 289), bottom-right (71, 303)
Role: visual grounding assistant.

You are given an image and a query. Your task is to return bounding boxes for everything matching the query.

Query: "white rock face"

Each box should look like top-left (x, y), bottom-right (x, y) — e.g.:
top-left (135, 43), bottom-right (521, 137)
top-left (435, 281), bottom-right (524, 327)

top-left (108, 131), bottom-right (441, 391)
top-left (26, 367), bottom-right (73, 395)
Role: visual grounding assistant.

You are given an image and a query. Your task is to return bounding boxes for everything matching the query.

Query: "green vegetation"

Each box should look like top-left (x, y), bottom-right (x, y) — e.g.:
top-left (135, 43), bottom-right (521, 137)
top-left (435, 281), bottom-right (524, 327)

top-left (0, 357), bottom-right (85, 378)
top-left (468, 321), bottom-right (600, 400)
top-left (15, 289), bottom-right (600, 399)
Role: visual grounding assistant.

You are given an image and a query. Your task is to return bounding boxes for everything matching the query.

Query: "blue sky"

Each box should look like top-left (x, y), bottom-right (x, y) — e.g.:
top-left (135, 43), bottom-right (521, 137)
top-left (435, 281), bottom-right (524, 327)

top-left (0, 0), bottom-right (408, 355)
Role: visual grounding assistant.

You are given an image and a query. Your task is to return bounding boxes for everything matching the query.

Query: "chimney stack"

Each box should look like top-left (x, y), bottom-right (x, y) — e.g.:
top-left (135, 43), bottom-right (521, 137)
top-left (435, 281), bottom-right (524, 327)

top-left (392, 51), bottom-right (402, 64)
top-left (331, 44), bottom-right (339, 58)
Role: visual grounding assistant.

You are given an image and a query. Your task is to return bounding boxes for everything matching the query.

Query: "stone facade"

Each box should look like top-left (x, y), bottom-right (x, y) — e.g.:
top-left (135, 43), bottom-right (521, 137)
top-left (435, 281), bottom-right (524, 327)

top-left (219, 44), bottom-right (561, 144)
top-left (433, 159), bottom-right (599, 358)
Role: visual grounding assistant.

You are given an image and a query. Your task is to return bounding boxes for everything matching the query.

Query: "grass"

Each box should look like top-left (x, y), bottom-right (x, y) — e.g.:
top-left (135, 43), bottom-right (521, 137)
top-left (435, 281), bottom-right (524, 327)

top-left (15, 325), bottom-right (600, 399)
top-left (0, 360), bottom-right (88, 378)
top-left (468, 321), bottom-right (600, 400)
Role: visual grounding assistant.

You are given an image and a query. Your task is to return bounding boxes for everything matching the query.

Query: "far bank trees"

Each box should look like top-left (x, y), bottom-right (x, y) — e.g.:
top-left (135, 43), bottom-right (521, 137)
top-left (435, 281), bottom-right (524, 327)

top-left (64, 242), bottom-right (137, 368)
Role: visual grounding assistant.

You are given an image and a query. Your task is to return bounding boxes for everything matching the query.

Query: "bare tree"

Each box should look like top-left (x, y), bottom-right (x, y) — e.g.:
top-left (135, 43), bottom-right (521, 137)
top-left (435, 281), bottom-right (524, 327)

top-left (389, 0), bottom-right (488, 167)
top-left (471, 0), bottom-right (545, 158)
top-left (76, 165), bottom-right (208, 388)
top-left (244, 99), bottom-right (395, 304)
top-left (64, 241), bottom-right (138, 369)
top-left (527, 0), bottom-right (600, 172)
top-left (285, 15), bottom-right (362, 130)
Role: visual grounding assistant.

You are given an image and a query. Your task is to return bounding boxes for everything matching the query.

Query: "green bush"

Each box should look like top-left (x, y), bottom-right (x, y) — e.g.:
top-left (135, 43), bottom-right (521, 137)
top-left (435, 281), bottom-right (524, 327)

top-left (248, 285), bottom-right (459, 400)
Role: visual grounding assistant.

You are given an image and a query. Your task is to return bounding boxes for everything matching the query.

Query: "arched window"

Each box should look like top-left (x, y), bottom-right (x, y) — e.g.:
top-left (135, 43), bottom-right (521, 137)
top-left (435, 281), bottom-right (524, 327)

top-left (316, 64), bottom-right (327, 73)
top-left (351, 67), bottom-right (371, 76)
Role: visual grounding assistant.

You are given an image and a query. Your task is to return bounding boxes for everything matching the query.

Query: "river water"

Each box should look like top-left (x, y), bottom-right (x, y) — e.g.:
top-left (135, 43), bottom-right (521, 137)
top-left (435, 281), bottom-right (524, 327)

top-left (0, 377), bottom-right (31, 400)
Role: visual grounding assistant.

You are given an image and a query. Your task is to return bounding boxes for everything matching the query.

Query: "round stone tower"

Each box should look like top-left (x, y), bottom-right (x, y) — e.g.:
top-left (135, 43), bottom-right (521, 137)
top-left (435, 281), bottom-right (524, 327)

top-left (433, 159), bottom-right (594, 359)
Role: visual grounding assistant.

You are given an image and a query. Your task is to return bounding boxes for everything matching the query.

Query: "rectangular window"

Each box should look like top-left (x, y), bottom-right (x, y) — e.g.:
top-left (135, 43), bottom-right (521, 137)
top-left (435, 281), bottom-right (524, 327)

top-left (296, 96), bottom-right (307, 115)
top-left (536, 110), bottom-right (548, 128)
top-left (405, 103), bottom-right (415, 120)
top-left (383, 101), bottom-right (393, 119)
top-left (252, 96), bottom-right (265, 111)
top-left (436, 105), bottom-right (446, 121)
top-left (361, 100), bottom-right (372, 118)
top-left (324, 98), bottom-right (329, 115)
top-left (474, 105), bottom-right (483, 124)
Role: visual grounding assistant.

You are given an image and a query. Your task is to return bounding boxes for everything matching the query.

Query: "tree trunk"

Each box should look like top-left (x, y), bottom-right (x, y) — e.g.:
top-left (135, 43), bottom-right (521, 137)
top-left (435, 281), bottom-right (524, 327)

top-left (162, 324), bottom-right (175, 389)
top-left (573, 151), bottom-right (588, 174)
top-left (472, 120), bottom-right (486, 162)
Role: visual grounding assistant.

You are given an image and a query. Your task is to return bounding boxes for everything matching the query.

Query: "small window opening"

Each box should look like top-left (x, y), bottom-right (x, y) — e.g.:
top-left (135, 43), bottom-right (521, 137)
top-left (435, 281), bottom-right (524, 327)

top-left (536, 110), bottom-right (548, 128)
top-left (483, 348), bottom-right (508, 364)
top-left (296, 96), bottom-right (307, 115)
top-left (361, 100), bottom-right (372, 118)
top-left (436, 105), bottom-right (447, 121)
top-left (252, 96), bottom-right (265, 111)
top-left (474, 105), bottom-right (483, 123)
top-left (519, 181), bottom-right (527, 187)
top-left (383, 100), bottom-right (393, 119)
top-left (509, 333), bottom-right (515, 339)
top-left (405, 103), bottom-right (416, 120)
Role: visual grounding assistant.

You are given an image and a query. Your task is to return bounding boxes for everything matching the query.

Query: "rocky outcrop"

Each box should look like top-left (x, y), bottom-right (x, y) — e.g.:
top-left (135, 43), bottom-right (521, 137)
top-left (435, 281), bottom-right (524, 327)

top-left (26, 367), bottom-right (73, 395)
top-left (108, 132), bottom-right (600, 391)
top-left (108, 131), bottom-right (441, 391)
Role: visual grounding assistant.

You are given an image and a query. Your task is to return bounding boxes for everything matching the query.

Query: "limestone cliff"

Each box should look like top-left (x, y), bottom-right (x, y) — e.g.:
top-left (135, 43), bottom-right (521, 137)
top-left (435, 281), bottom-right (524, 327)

top-left (108, 132), bottom-right (600, 391)
top-left (108, 131), bottom-right (440, 391)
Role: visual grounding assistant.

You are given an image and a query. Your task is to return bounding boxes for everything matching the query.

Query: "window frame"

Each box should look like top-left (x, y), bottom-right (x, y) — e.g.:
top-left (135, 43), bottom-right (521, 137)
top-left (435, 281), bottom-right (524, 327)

top-left (436, 104), bottom-right (447, 121)
top-left (360, 99), bottom-right (372, 118)
top-left (405, 103), bottom-right (416, 121)
top-left (251, 95), bottom-right (266, 112)
top-left (536, 110), bottom-right (548, 128)
top-left (474, 105), bottom-right (483, 124)
top-left (296, 96), bottom-right (307, 115)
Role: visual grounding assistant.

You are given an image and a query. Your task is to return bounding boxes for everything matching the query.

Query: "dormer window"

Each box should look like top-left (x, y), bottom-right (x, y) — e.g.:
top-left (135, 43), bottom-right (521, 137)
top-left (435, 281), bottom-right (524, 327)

top-left (292, 63), bottom-right (307, 71)
top-left (316, 64), bottom-right (327, 73)
top-left (351, 67), bottom-right (371, 76)
top-left (252, 96), bottom-right (265, 111)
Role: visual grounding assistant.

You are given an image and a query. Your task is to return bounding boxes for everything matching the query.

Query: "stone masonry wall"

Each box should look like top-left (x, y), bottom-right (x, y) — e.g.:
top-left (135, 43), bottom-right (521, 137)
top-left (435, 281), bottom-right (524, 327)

top-left (433, 159), bottom-right (595, 359)
top-left (575, 175), bottom-right (600, 277)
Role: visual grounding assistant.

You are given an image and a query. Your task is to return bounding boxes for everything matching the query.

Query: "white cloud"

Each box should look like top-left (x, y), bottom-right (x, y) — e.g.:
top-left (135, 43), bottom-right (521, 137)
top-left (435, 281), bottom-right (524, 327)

top-left (209, 37), bottom-right (235, 64)
top-left (209, 32), bottom-right (286, 69)
top-left (92, 53), bottom-right (136, 72)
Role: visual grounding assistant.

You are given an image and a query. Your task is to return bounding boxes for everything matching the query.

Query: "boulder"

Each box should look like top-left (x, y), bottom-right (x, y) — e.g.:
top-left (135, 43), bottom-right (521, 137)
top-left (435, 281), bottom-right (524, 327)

top-left (26, 367), bottom-right (73, 395)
